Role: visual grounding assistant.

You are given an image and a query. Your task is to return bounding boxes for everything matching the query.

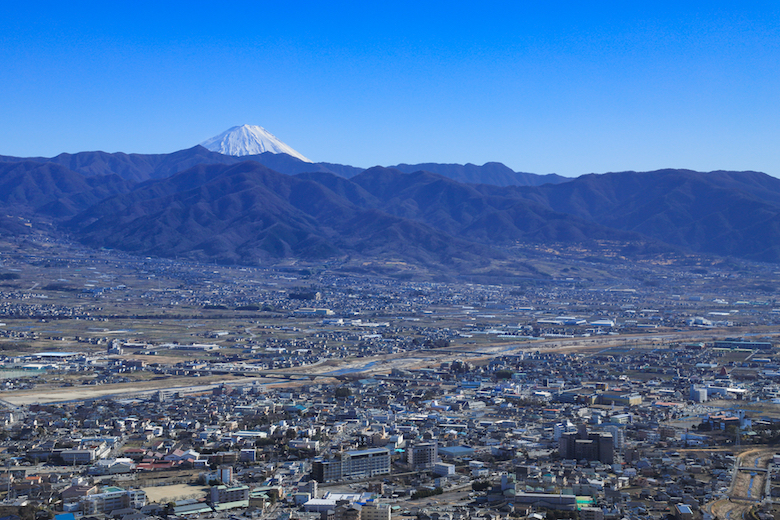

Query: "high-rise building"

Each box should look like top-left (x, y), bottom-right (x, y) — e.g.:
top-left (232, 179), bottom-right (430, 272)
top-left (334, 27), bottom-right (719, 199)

top-left (218, 466), bottom-right (233, 485)
top-left (312, 448), bottom-right (391, 483)
top-left (690, 385), bottom-right (708, 402)
top-left (407, 443), bottom-right (438, 469)
top-left (597, 433), bottom-right (614, 464)
top-left (558, 425), bottom-right (613, 463)
top-left (300, 480), bottom-right (318, 499)
top-left (602, 425), bottom-right (625, 452)
top-left (553, 421), bottom-right (576, 440)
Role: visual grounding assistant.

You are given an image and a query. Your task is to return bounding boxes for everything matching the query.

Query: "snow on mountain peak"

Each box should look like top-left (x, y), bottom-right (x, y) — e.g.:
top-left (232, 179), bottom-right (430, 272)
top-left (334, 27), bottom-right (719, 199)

top-left (200, 124), bottom-right (312, 162)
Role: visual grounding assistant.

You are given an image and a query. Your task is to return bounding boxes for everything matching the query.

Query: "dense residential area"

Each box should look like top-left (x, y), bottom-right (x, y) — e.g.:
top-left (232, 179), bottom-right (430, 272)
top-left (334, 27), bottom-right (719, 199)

top-left (1, 342), bottom-right (780, 520)
top-left (3, 4), bottom-right (780, 520)
top-left (0, 239), bottom-right (780, 520)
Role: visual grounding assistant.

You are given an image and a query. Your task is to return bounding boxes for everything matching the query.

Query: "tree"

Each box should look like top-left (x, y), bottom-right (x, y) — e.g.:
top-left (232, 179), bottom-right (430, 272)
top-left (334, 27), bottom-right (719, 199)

top-left (472, 480), bottom-right (492, 491)
top-left (411, 487), bottom-right (443, 500)
top-left (335, 387), bottom-right (351, 398)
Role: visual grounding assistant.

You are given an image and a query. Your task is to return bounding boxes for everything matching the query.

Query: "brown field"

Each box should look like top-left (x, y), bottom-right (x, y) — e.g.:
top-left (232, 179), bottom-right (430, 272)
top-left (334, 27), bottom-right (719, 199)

top-left (141, 483), bottom-right (209, 503)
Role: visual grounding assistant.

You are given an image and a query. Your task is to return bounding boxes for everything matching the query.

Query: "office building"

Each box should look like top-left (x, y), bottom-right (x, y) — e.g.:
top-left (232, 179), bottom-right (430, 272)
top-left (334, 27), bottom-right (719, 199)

top-left (312, 448), bottom-right (391, 483)
top-left (559, 425), bottom-right (614, 463)
top-left (407, 442), bottom-right (438, 469)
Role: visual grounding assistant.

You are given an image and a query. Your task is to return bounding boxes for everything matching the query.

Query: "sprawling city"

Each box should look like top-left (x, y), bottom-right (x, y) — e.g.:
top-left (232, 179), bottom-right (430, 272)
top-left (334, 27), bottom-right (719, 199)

top-left (0, 234), bottom-right (778, 520)
top-left (4, 2), bottom-right (780, 520)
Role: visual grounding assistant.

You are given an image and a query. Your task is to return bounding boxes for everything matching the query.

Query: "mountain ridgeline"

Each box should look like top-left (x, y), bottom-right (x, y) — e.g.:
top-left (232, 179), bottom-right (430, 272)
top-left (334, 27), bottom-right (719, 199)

top-left (1, 146), bottom-right (779, 267)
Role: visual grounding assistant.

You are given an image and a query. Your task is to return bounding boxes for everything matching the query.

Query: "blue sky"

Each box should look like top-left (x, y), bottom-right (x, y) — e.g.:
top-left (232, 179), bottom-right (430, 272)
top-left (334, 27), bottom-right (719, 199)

top-left (1, 1), bottom-right (778, 177)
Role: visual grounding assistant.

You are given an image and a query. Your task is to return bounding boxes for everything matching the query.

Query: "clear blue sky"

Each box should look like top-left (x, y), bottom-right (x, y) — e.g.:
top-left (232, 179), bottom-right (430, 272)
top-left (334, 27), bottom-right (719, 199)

top-left (1, 1), bottom-right (778, 177)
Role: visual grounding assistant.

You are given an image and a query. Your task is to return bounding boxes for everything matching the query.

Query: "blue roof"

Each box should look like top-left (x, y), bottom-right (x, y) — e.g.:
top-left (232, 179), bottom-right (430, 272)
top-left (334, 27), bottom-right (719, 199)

top-left (439, 446), bottom-right (474, 454)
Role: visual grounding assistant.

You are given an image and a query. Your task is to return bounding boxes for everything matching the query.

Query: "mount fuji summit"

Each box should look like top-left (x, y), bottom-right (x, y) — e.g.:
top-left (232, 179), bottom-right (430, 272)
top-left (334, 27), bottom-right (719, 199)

top-left (200, 124), bottom-right (312, 162)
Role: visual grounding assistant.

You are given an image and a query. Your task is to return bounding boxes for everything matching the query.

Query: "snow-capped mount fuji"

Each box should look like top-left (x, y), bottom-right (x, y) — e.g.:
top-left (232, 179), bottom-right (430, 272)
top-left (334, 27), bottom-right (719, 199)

top-left (200, 124), bottom-right (312, 163)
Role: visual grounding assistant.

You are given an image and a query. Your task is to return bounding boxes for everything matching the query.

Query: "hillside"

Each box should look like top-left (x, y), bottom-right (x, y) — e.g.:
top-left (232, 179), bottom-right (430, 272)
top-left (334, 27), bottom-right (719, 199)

top-left (485, 169), bottom-right (780, 262)
top-left (69, 162), bottom-right (499, 267)
top-left (1, 150), bottom-right (779, 266)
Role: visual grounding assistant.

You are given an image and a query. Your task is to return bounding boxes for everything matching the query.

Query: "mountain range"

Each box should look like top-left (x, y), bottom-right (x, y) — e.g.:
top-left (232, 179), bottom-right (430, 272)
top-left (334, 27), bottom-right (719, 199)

top-left (0, 146), bottom-right (554, 187)
top-left (2, 137), bottom-right (780, 271)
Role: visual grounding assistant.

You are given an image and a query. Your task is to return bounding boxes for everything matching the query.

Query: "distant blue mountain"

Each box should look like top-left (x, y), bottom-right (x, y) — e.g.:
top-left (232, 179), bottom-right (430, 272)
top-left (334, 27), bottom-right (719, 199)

top-left (0, 148), bottom-right (565, 187)
top-left (2, 145), bottom-right (780, 266)
top-left (388, 162), bottom-right (567, 186)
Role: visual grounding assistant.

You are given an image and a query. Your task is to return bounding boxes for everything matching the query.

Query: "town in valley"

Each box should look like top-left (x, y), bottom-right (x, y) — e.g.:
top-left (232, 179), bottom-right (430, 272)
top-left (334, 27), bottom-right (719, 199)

top-left (0, 235), bottom-right (779, 520)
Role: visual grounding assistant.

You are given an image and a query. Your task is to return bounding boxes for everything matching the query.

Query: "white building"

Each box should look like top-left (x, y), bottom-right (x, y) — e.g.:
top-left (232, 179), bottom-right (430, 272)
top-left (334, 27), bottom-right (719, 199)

top-left (82, 486), bottom-right (146, 514)
top-left (433, 462), bottom-right (455, 477)
top-left (210, 484), bottom-right (249, 504)
top-left (362, 503), bottom-right (391, 520)
top-left (312, 448), bottom-right (391, 483)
